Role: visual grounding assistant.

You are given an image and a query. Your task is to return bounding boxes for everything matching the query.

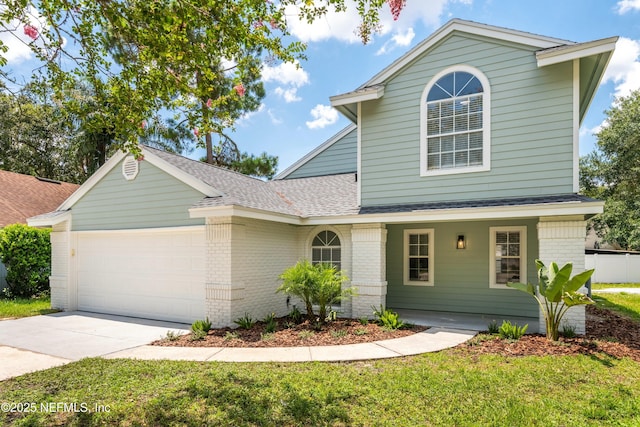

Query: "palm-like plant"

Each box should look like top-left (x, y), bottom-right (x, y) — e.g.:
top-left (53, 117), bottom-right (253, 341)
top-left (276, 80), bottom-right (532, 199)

top-left (277, 260), bottom-right (354, 322)
top-left (507, 260), bottom-right (594, 341)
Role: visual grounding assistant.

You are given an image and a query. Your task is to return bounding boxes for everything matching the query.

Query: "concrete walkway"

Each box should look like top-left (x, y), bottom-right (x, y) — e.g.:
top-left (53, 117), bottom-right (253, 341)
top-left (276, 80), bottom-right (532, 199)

top-left (103, 327), bottom-right (477, 362)
top-left (0, 312), bottom-right (477, 381)
top-left (594, 287), bottom-right (640, 294)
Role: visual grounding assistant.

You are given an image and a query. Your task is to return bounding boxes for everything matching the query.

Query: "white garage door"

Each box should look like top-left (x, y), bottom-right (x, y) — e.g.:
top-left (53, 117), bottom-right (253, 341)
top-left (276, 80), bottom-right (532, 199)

top-left (76, 228), bottom-right (206, 323)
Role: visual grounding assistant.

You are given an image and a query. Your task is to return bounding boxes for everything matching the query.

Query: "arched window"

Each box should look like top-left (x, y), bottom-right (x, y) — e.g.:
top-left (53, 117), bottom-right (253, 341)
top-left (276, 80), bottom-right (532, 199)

top-left (420, 66), bottom-right (490, 176)
top-left (311, 230), bottom-right (341, 269)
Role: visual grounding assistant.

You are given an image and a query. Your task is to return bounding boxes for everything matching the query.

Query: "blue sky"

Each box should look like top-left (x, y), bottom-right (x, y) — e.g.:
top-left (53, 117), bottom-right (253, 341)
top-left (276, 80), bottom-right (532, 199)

top-left (3, 1), bottom-right (640, 174)
top-left (224, 0), bottom-right (640, 173)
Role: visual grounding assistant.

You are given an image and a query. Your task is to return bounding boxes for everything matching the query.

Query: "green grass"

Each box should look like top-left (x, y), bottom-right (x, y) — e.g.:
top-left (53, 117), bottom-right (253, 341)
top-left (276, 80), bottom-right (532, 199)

top-left (0, 352), bottom-right (638, 426)
top-left (592, 283), bottom-right (640, 290)
top-left (0, 295), bottom-right (57, 319)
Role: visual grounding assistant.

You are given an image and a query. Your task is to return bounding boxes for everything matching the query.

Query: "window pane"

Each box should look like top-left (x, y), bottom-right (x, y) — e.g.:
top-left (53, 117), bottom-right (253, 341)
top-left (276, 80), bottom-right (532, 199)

top-left (428, 154), bottom-right (440, 169)
top-left (455, 134), bottom-right (469, 150)
top-left (496, 232), bottom-right (508, 244)
top-left (458, 75), bottom-right (483, 96)
top-left (419, 233), bottom-right (429, 245)
top-left (509, 232), bottom-right (520, 243)
top-left (427, 119), bottom-right (440, 135)
top-left (333, 248), bottom-right (341, 262)
top-left (419, 244), bottom-right (429, 256)
top-left (508, 244), bottom-right (520, 256)
top-left (469, 112), bottom-right (482, 130)
top-left (442, 152), bottom-right (454, 168)
top-left (469, 95), bottom-right (482, 112)
top-left (469, 132), bottom-right (483, 149)
top-left (427, 103), bottom-right (440, 119)
top-left (409, 245), bottom-right (418, 256)
top-left (454, 114), bottom-right (468, 132)
top-left (469, 149), bottom-right (483, 165)
top-left (427, 86), bottom-right (450, 102)
top-left (437, 74), bottom-right (455, 97)
top-left (312, 248), bottom-right (321, 263)
top-left (441, 100), bottom-right (454, 117)
top-left (427, 138), bottom-right (440, 153)
top-left (455, 98), bottom-right (469, 115)
top-left (455, 151), bottom-right (468, 167)
top-left (441, 136), bottom-right (454, 152)
top-left (441, 117), bottom-right (453, 134)
top-left (409, 234), bottom-right (418, 244)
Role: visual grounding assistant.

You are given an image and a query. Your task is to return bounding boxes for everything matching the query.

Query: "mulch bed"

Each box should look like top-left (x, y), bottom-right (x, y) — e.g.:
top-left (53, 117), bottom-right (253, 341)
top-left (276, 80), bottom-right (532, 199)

top-left (153, 306), bottom-right (640, 362)
top-left (152, 317), bottom-right (427, 348)
top-left (456, 305), bottom-right (640, 362)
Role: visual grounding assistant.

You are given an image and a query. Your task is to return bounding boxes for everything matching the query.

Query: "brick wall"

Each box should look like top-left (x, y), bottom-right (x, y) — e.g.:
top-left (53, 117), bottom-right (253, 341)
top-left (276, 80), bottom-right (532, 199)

top-left (351, 223), bottom-right (387, 319)
top-left (537, 220), bottom-right (588, 334)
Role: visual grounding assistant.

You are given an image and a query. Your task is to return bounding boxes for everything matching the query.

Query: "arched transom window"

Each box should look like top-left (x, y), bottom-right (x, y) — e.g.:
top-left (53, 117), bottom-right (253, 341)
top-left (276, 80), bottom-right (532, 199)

top-left (311, 230), bottom-right (341, 269)
top-left (421, 66), bottom-right (490, 176)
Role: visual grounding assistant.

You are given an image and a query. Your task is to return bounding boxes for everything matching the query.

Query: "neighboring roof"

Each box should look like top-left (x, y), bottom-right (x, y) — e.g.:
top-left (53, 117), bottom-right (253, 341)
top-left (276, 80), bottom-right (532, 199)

top-left (0, 170), bottom-right (79, 228)
top-left (330, 18), bottom-right (616, 123)
top-left (274, 124), bottom-right (357, 180)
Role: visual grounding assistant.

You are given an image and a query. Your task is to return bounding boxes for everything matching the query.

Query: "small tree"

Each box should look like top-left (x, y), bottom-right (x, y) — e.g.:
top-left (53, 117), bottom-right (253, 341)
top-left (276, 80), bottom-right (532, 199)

top-left (0, 224), bottom-right (51, 298)
top-left (507, 260), bottom-right (594, 341)
top-left (277, 260), bottom-right (354, 321)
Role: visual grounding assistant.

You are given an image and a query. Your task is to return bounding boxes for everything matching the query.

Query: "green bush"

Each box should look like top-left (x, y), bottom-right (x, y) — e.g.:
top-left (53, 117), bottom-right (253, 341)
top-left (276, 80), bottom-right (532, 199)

top-left (263, 312), bottom-right (277, 333)
top-left (234, 313), bottom-right (255, 329)
top-left (191, 318), bottom-right (212, 334)
top-left (498, 320), bottom-right (528, 340)
top-left (0, 224), bottom-right (51, 298)
top-left (277, 260), bottom-right (354, 322)
top-left (372, 305), bottom-right (406, 330)
top-left (487, 320), bottom-right (499, 334)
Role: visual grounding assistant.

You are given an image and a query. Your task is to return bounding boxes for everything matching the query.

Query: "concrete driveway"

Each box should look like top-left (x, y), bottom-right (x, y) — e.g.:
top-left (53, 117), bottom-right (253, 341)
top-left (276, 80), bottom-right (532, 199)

top-left (0, 311), bottom-right (189, 381)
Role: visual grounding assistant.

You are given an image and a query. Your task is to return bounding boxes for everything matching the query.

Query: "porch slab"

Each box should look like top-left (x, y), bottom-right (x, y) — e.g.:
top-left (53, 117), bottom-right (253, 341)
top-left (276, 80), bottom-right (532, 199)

top-left (393, 309), bottom-right (539, 334)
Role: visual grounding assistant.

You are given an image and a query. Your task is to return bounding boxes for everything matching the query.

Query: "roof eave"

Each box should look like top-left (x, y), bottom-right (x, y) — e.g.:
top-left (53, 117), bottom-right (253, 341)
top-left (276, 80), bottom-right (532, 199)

top-left (536, 36), bottom-right (618, 67)
top-left (27, 211), bottom-right (71, 227)
top-left (189, 204), bottom-right (302, 225)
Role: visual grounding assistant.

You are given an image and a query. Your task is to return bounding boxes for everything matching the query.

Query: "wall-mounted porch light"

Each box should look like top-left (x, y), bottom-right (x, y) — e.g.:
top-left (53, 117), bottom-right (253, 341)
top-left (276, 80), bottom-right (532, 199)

top-left (456, 234), bottom-right (466, 250)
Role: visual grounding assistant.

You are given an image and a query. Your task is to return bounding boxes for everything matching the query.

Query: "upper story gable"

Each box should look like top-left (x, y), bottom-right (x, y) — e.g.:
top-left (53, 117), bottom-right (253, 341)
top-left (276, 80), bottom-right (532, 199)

top-left (329, 19), bottom-right (616, 208)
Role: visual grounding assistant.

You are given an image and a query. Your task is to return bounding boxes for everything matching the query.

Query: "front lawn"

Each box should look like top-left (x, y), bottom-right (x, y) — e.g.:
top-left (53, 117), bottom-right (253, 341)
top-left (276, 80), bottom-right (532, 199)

top-left (0, 352), bottom-right (638, 426)
top-left (592, 282), bottom-right (640, 290)
top-left (592, 293), bottom-right (640, 322)
top-left (0, 295), bottom-right (57, 319)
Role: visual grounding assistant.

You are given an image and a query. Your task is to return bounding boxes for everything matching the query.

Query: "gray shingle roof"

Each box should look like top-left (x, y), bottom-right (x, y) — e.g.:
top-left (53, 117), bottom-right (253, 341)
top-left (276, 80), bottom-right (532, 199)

top-left (146, 146), bottom-right (358, 217)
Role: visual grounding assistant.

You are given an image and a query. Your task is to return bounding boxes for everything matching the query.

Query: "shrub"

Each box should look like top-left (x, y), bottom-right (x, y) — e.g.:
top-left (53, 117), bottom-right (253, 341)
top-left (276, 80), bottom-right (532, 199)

top-left (164, 330), bottom-right (183, 341)
top-left (487, 320), bottom-right (499, 334)
top-left (190, 329), bottom-right (207, 341)
top-left (508, 260), bottom-right (594, 341)
top-left (0, 224), bottom-right (51, 298)
top-left (288, 306), bottom-right (303, 324)
top-left (263, 312), bottom-right (277, 333)
top-left (191, 318), bottom-right (212, 334)
top-left (234, 313), bottom-right (255, 329)
top-left (372, 305), bottom-right (406, 330)
top-left (498, 320), bottom-right (528, 340)
top-left (277, 260), bottom-right (355, 322)
top-left (224, 331), bottom-right (239, 341)
top-left (561, 324), bottom-right (577, 338)
top-left (358, 317), bottom-right (369, 326)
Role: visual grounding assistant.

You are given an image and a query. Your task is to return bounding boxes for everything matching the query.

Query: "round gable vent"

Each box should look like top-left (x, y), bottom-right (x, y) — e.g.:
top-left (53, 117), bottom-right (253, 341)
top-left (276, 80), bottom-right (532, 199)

top-left (122, 156), bottom-right (140, 181)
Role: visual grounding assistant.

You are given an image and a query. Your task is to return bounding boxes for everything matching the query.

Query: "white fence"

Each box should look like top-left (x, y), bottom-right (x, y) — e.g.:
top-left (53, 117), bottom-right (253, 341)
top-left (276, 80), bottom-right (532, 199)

top-left (586, 253), bottom-right (640, 283)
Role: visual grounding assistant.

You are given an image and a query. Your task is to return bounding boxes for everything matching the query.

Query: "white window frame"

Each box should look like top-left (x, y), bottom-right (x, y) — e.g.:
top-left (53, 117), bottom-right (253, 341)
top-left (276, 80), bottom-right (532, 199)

top-left (311, 229), bottom-right (342, 270)
top-left (420, 65), bottom-right (491, 177)
top-left (403, 228), bottom-right (435, 286)
top-left (489, 226), bottom-right (527, 289)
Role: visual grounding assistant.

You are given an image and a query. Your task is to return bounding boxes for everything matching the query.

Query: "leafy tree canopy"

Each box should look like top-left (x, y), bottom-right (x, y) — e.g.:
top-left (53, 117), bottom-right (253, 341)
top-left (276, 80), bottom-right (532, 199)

top-left (580, 89), bottom-right (640, 250)
top-left (0, 0), bottom-right (400, 159)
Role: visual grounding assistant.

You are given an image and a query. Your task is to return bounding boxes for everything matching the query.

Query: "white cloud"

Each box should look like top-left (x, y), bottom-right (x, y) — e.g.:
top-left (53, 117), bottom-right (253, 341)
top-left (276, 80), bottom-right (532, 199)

top-left (616, 0), bottom-right (640, 14)
top-left (274, 87), bottom-right (301, 103)
top-left (237, 103), bottom-right (265, 126)
top-left (263, 61), bottom-right (309, 103)
top-left (267, 108), bottom-right (283, 125)
top-left (306, 104), bottom-right (339, 129)
top-left (285, 0), bottom-right (470, 45)
top-left (602, 37), bottom-right (640, 98)
top-left (376, 27), bottom-right (416, 55)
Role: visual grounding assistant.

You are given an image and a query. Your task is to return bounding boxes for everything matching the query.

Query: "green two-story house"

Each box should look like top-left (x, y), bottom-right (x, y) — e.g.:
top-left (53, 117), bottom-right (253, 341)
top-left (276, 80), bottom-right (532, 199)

top-left (32, 19), bottom-right (616, 333)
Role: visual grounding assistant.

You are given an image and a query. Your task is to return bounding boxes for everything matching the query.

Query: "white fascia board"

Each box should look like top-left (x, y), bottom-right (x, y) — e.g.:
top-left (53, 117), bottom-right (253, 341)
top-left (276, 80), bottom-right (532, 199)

top-left (58, 150), bottom-right (128, 210)
top-left (330, 85), bottom-right (384, 107)
top-left (274, 123), bottom-right (357, 179)
top-left (141, 148), bottom-right (223, 197)
top-left (189, 205), bottom-right (301, 225)
top-left (74, 225), bottom-right (205, 235)
top-left (536, 37), bottom-right (618, 67)
top-left (301, 200), bottom-right (604, 226)
top-left (27, 211), bottom-right (71, 227)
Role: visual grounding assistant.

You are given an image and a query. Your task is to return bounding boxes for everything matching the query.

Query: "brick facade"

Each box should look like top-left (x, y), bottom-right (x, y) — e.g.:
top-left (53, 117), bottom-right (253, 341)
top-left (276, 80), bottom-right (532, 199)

top-left (537, 219), bottom-right (588, 334)
top-left (350, 223), bottom-right (388, 319)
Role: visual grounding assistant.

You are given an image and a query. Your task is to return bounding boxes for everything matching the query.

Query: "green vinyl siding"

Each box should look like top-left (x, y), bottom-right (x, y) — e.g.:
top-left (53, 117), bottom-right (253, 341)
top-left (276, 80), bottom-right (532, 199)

top-left (286, 128), bottom-right (357, 179)
top-left (386, 219), bottom-right (539, 318)
top-left (71, 160), bottom-right (205, 231)
top-left (360, 33), bottom-right (575, 207)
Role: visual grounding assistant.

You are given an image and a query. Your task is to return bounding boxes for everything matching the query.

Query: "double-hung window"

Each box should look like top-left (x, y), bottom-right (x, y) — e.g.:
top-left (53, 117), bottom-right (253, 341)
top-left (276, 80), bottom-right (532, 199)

top-left (403, 229), bottom-right (434, 286)
top-left (490, 226), bottom-right (527, 289)
top-left (421, 66), bottom-right (490, 176)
